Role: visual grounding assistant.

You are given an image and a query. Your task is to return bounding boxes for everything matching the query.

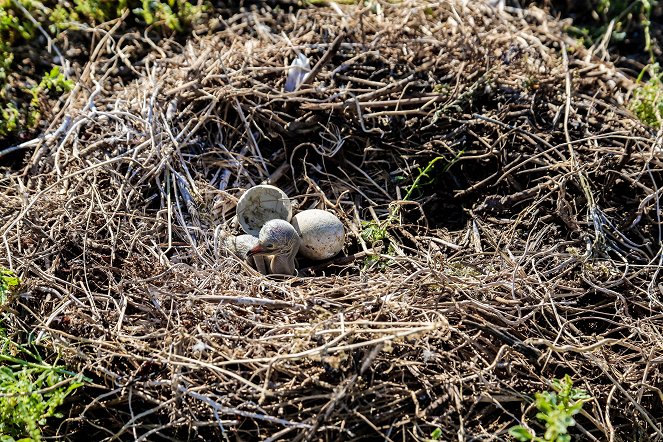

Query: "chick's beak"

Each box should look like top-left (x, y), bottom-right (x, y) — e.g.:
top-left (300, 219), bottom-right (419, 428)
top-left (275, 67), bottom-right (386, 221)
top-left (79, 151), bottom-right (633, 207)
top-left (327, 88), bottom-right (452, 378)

top-left (247, 244), bottom-right (267, 257)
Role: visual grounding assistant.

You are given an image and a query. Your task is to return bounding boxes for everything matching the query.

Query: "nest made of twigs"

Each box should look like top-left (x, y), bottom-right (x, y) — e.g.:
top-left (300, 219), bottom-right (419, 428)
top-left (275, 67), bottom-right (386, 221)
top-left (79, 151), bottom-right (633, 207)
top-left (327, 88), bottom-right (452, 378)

top-left (1, 0), bottom-right (663, 440)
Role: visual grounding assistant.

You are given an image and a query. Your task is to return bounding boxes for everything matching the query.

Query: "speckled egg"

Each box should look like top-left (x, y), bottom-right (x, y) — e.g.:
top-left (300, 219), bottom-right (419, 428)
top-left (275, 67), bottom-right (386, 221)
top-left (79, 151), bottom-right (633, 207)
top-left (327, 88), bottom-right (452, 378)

top-left (291, 209), bottom-right (345, 260)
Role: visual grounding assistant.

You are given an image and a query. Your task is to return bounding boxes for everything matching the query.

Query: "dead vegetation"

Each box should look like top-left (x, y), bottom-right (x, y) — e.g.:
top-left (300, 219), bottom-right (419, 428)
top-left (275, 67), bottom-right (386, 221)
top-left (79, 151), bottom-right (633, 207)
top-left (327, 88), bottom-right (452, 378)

top-left (1, 0), bottom-right (663, 440)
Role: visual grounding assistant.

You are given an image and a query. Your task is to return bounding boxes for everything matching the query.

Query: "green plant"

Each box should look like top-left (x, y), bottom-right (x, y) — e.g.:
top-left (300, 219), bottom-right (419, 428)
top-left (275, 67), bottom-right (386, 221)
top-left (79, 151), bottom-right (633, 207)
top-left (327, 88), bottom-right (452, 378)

top-left (0, 358), bottom-right (83, 442)
top-left (509, 375), bottom-right (591, 442)
top-left (360, 220), bottom-right (387, 244)
top-left (0, 267), bottom-right (20, 305)
top-left (637, 0), bottom-right (656, 64)
top-left (403, 150), bottom-right (465, 202)
top-left (45, 0), bottom-right (204, 30)
top-left (565, 0), bottom-right (658, 63)
top-left (360, 219), bottom-right (395, 270)
top-left (0, 1), bottom-right (33, 135)
top-left (630, 64), bottom-right (663, 128)
top-left (361, 243), bottom-right (396, 271)
top-left (0, 268), bottom-right (84, 441)
top-left (359, 154), bottom-right (461, 268)
top-left (38, 66), bottom-right (74, 94)
top-left (360, 218), bottom-right (398, 270)
top-left (26, 66), bottom-right (74, 126)
top-left (0, 0), bottom-right (207, 137)
top-left (0, 102), bottom-right (19, 136)
top-left (74, 0), bottom-right (127, 23)
top-left (403, 157), bottom-right (443, 202)
top-left (134, 0), bottom-right (205, 31)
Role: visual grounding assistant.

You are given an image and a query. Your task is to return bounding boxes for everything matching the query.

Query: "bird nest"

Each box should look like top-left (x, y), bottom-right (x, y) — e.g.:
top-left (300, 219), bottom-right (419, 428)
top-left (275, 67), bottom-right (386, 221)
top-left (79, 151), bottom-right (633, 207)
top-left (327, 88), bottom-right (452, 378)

top-left (2, 0), bottom-right (663, 440)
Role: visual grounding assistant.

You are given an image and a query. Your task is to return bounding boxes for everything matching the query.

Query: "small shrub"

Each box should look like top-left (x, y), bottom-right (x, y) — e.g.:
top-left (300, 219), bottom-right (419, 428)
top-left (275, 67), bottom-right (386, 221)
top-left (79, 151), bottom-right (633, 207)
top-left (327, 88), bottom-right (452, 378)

top-left (510, 375), bottom-right (591, 442)
top-left (0, 362), bottom-right (83, 442)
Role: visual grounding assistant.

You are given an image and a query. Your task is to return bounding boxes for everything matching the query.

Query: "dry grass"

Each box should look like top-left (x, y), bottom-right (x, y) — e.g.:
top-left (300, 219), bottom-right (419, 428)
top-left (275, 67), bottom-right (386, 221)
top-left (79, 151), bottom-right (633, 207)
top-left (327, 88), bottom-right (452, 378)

top-left (1, 0), bottom-right (663, 440)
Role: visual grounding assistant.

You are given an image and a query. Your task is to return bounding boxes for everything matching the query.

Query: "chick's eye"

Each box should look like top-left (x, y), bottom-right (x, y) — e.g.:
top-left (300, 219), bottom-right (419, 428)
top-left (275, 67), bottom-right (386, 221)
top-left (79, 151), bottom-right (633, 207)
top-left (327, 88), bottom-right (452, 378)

top-left (265, 243), bottom-right (274, 249)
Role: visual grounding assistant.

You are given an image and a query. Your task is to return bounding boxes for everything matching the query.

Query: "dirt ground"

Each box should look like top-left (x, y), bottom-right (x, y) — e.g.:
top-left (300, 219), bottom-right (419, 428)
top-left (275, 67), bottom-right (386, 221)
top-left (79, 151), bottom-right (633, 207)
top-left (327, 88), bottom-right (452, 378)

top-left (1, 0), bottom-right (663, 440)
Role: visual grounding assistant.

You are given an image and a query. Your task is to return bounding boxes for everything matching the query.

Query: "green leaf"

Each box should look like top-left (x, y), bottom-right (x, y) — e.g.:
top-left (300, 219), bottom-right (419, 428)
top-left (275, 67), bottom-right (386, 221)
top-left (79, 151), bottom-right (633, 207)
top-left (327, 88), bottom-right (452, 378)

top-left (509, 426), bottom-right (534, 441)
top-left (567, 400), bottom-right (585, 415)
top-left (535, 392), bottom-right (554, 413)
top-left (569, 388), bottom-right (591, 401)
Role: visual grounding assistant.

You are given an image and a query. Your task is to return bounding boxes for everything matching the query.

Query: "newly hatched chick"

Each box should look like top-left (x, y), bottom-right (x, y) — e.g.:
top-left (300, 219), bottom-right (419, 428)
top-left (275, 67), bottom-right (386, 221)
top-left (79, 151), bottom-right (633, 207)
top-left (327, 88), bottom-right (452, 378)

top-left (224, 234), bottom-right (268, 275)
top-left (247, 219), bottom-right (301, 275)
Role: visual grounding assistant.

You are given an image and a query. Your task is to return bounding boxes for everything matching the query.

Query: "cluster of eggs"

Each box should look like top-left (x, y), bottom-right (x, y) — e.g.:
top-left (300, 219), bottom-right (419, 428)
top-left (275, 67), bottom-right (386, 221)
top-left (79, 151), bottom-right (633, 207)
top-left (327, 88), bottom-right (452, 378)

top-left (235, 185), bottom-right (345, 262)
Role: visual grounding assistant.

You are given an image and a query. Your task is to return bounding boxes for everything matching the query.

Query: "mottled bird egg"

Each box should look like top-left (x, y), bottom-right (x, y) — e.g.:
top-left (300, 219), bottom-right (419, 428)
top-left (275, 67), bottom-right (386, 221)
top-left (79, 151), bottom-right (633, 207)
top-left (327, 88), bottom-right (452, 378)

top-left (291, 209), bottom-right (345, 260)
